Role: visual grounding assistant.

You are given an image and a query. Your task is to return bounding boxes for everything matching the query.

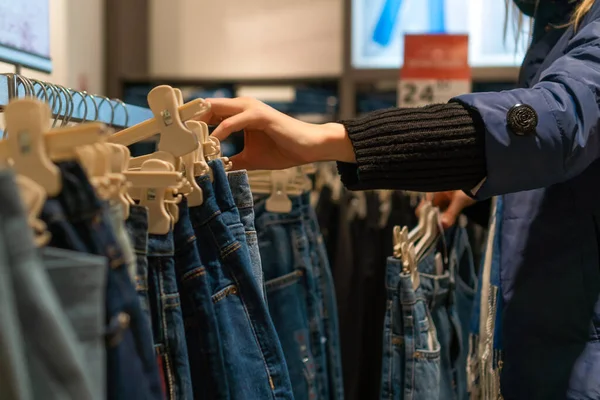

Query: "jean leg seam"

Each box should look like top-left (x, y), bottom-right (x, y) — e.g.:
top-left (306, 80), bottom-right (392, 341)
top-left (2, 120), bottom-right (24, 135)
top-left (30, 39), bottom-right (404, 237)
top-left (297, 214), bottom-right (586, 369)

top-left (157, 257), bottom-right (175, 400)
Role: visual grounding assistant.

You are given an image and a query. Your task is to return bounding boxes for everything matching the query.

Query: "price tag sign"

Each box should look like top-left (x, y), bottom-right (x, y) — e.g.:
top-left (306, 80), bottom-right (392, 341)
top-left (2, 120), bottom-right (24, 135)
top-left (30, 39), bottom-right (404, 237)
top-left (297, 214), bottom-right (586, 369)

top-left (399, 34), bottom-right (471, 107)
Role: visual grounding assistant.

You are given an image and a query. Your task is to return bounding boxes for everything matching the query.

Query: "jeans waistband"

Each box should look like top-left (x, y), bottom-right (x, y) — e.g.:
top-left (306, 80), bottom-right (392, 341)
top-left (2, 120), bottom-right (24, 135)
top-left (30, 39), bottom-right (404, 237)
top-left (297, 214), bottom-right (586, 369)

top-left (191, 160), bottom-right (238, 227)
top-left (127, 205), bottom-right (149, 255)
top-left (210, 159), bottom-right (237, 215)
top-left (148, 231), bottom-right (175, 257)
top-left (227, 170), bottom-right (254, 211)
top-left (254, 194), bottom-right (306, 228)
top-left (55, 162), bottom-right (103, 220)
top-left (173, 198), bottom-right (197, 251)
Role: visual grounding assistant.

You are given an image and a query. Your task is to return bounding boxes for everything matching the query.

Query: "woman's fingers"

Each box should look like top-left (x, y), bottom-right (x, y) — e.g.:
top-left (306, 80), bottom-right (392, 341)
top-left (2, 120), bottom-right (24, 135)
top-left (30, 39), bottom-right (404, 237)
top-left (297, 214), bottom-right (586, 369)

top-left (440, 191), bottom-right (476, 229)
top-left (211, 110), bottom-right (260, 141)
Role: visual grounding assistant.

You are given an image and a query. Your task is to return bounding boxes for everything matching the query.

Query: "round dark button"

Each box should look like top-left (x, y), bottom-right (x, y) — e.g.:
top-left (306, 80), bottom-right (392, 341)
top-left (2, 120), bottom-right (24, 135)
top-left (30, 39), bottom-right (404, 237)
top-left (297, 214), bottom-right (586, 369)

top-left (507, 104), bottom-right (538, 135)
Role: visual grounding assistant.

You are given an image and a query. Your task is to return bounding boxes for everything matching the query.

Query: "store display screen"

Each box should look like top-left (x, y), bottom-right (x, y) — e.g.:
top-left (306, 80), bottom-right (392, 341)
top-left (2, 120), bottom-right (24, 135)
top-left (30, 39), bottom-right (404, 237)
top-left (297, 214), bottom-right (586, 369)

top-left (0, 0), bottom-right (51, 72)
top-left (352, 0), bottom-right (531, 69)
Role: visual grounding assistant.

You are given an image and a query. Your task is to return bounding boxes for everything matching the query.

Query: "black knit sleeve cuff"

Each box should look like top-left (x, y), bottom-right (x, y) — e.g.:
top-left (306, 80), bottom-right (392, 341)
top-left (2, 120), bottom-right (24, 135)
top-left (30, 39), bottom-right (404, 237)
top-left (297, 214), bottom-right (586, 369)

top-left (336, 102), bottom-right (487, 192)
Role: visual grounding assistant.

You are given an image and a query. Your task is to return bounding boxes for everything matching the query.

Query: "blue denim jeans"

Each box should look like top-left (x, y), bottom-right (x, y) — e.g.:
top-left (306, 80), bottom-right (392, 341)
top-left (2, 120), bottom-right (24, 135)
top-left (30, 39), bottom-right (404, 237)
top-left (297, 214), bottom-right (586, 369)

top-left (126, 205), bottom-right (152, 323)
top-left (417, 252), bottom-right (463, 400)
top-left (255, 194), bottom-right (325, 400)
top-left (147, 229), bottom-right (194, 399)
top-left (300, 193), bottom-right (345, 400)
top-left (0, 170), bottom-right (94, 400)
top-left (227, 169), bottom-right (265, 300)
top-left (174, 197), bottom-right (228, 400)
top-left (190, 161), bottom-right (294, 399)
top-left (447, 226), bottom-right (476, 400)
top-left (380, 256), bottom-right (441, 400)
top-left (42, 161), bottom-right (163, 400)
top-left (110, 203), bottom-right (137, 283)
top-left (43, 247), bottom-right (108, 399)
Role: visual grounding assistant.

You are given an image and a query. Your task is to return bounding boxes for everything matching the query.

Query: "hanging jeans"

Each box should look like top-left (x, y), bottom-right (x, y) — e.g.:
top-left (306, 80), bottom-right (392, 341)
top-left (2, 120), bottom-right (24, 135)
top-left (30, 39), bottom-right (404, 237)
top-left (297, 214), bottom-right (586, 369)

top-left (174, 197), bottom-right (229, 400)
top-left (147, 229), bottom-right (194, 400)
top-left (227, 170), bottom-right (265, 300)
top-left (447, 225), bottom-right (477, 400)
top-left (43, 247), bottom-right (108, 400)
top-left (300, 193), bottom-right (344, 400)
top-left (190, 160), bottom-right (294, 399)
top-left (126, 205), bottom-right (153, 324)
top-left (380, 256), bottom-right (441, 400)
top-left (0, 170), bottom-right (94, 400)
top-left (255, 194), bottom-right (325, 400)
top-left (42, 161), bottom-right (163, 400)
top-left (417, 252), bottom-right (463, 400)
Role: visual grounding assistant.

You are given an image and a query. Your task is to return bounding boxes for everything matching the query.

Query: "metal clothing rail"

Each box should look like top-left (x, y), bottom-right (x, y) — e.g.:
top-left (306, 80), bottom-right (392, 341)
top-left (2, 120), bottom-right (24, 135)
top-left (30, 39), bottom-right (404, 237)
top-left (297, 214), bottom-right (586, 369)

top-left (0, 73), bottom-right (154, 129)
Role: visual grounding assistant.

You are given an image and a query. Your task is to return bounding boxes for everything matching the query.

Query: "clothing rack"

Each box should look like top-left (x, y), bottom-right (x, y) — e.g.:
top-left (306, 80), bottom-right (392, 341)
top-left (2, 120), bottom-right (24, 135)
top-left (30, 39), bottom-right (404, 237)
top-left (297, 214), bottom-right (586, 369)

top-left (0, 73), bottom-right (153, 129)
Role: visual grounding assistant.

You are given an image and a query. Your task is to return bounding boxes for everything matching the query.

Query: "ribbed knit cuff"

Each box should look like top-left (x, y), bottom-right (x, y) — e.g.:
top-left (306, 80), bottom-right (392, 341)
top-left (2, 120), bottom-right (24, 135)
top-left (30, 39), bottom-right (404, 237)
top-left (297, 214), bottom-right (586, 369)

top-left (337, 102), bottom-right (487, 192)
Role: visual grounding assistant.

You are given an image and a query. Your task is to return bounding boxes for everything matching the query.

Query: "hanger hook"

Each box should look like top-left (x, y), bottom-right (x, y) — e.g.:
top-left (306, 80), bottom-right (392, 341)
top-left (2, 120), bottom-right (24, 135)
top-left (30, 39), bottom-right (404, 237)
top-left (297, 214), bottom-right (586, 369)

top-left (82, 91), bottom-right (99, 122)
top-left (70, 89), bottom-right (88, 123)
top-left (56, 85), bottom-right (73, 127)
top-left (113, 98), bottom-right (129, 128)
top-left (48, 83), bottom-right (63, 128)
top-left (53, 84), bottom-right (68, 127)
top-left (97, 95), bottom-right (115, 128)
top-left (31, 79), bottom-right (49, 105)
top-left (15, 74), bottom-right (34, 98)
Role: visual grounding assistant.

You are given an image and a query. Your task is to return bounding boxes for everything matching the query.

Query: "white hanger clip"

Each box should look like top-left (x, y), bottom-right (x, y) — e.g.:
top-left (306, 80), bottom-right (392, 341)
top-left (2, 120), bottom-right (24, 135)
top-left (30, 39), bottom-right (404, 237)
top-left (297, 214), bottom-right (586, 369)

top-left (265, 170), bottom-right (293, 213)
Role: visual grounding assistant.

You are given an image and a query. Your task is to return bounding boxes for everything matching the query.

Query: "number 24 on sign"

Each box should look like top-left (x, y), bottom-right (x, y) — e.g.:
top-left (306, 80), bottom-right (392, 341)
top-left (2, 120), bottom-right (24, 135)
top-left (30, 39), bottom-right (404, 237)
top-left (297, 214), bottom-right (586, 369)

top-left (398, 80), bottom-right (470, 107)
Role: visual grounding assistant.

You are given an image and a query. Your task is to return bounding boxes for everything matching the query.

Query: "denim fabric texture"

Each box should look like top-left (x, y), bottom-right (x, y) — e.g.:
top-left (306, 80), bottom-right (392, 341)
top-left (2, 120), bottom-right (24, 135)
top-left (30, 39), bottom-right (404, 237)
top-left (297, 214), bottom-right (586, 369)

top-left (147, 229), bottom-right (194, 399)
top-left (0, 170), bottom-right (94, 400)
top-left (0, 209), bottom-right (31, 400)
top-left (255, 194), bottom-right (322, 400)
top-left (227, 169), bottom-right (265, 300)
top-left (42, 162), bottom-right (163, 400)
top-left (110, 203), bottom-right (137, 283)
top-left (126, 205), bottom-right (152, 322)
top-left (417, 251), bottom-right (463, 400)
top-left (447, 225), bottom-right (477, 400)
top-left (380, 256), bottom-right (441, 400)
top-left (301, 193), bottom-right (345, 400)
top-left (189, 160), bottom-right (294, 399)
top-left (43, 247), bottom-right (108, 400)
top-left (174, 197), bottom-right (228, 400)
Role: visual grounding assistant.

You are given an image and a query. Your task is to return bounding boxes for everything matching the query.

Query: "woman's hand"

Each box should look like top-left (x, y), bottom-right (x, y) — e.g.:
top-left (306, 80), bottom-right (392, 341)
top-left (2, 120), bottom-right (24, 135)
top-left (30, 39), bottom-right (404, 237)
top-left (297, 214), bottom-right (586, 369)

top-left (417, 191), bottom-right (476, 229)
top-left (201, 97), bottom-right (356, 170)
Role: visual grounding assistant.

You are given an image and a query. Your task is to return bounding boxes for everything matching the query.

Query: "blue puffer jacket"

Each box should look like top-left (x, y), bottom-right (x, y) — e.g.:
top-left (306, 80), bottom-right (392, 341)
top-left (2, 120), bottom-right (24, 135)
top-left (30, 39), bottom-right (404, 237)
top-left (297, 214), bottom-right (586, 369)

top-left (455, 1), bottom-right (600, 399)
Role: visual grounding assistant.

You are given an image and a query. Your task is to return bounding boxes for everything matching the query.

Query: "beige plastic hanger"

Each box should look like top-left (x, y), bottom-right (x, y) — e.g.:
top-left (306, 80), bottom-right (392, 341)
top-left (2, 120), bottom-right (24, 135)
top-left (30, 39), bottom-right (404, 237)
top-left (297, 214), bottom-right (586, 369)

top-left (15, 174), bottom-right (51, 247)
top-left (415, 206), bottom-right (440, 261)
top-left (263, 170), bottom-right (294, 213)
top-left (183, 121), bottom-right (206, 206)
top-left (108, 85), bottom-right (208, 157)
top-left (3, 99), bottom-right (61, 196)
top-left (105, 143), bottom-right (134, 219)
top-left (408, 202), bottom-right (432, 243)
top-left (131, 159), bottom-right (182, 234)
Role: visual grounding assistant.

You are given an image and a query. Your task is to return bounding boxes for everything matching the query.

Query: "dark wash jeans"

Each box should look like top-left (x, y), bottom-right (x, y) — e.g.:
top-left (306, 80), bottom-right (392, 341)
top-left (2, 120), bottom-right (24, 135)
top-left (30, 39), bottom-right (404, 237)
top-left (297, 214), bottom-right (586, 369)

top-left (147, 229), bottom-right (194, 399)
top-left (174, 197), bottom-right (229, 400)
top-left (380, 256), bottom-right (441, 400)
top-left (189, 160), bottom-right (294, 399)
top-left (41, 161), bottom-right (163, 400)
top-left (227, 170), bottom-right (265, 300)
top-left (126, 205), bottom-right (152, 322)
top-left (301, 193), bottom-right (345, 400)
top-left (255, 194), bottom-right (326, 400)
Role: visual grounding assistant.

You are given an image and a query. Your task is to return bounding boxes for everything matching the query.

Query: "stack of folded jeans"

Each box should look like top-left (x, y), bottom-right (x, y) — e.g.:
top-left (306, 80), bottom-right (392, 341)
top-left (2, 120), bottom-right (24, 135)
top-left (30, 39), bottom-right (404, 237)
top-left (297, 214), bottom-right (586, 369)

top-left (254, 191), bottom-right (345, 400)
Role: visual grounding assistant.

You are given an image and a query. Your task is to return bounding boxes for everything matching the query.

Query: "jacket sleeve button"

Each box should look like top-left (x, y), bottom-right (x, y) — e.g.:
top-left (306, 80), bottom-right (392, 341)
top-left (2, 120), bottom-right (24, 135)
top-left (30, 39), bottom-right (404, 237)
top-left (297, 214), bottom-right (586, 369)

top-left (507, 104), bottom-right (538, 135)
